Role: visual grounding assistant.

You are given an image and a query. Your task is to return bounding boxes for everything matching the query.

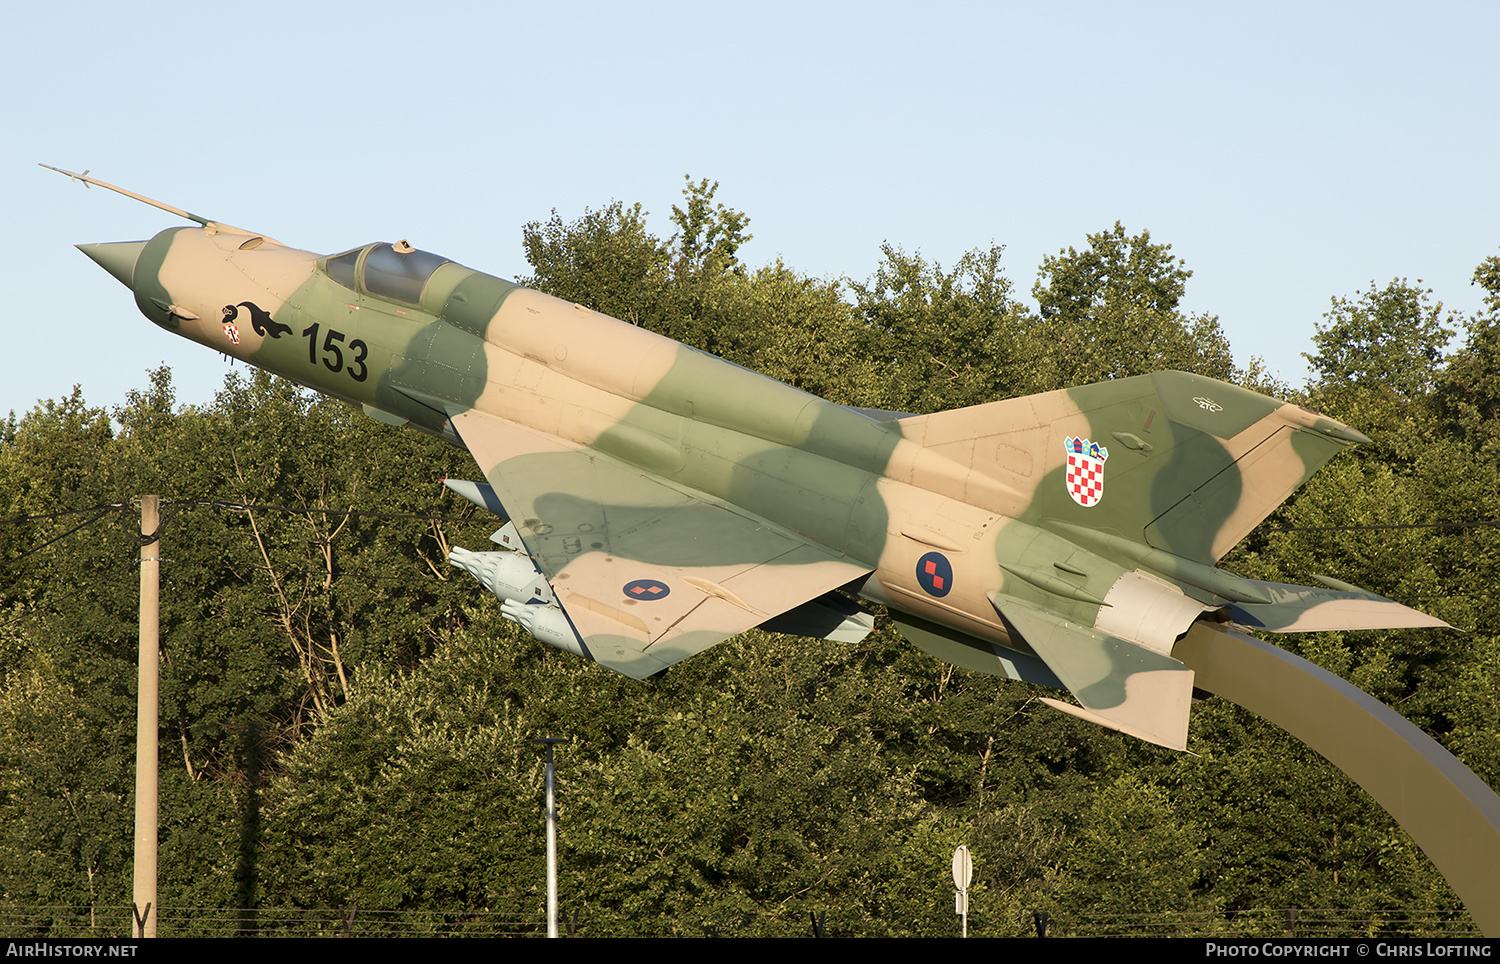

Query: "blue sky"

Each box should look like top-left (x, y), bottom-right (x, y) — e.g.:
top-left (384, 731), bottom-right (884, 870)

top-left (6, 0), bottom-right (1497, 418)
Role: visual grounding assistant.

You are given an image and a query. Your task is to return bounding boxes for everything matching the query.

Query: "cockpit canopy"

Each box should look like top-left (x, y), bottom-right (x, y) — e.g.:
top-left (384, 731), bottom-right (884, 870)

top-left (325, 241), bottom-right (455, 305)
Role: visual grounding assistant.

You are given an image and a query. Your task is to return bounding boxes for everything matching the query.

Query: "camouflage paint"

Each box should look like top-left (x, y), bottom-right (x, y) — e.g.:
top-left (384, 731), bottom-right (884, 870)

top-left (61, 168), bottom-right (1492, 932)
top-left (67, 177), bottom-right (1447, 752)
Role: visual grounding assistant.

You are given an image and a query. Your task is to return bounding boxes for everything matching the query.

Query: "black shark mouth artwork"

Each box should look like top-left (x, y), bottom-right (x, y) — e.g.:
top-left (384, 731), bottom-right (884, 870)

top-left (222, 301), bottom-right (293, 339)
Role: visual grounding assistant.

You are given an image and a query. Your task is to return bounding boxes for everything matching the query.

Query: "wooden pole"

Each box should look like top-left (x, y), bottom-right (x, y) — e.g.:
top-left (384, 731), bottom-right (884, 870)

top-left (133, 496), bottom-right (159, 938)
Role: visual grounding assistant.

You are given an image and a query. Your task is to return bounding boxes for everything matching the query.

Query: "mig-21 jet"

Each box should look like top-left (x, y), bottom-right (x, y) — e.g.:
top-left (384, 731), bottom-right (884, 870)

top-left (54, 165), bottom-right (1446, 753)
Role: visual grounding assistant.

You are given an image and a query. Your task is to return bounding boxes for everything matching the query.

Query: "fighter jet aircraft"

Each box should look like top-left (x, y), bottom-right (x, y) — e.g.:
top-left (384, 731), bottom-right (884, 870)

top-left (54, 165), bottom-right (1446, 752)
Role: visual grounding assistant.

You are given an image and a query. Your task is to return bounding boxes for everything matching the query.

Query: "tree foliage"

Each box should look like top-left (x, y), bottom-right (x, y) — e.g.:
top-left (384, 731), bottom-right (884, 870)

top-left (846, 244), bottom-right (1037, 411)
top-left (1306, 279), bottom-right (1456, 401)
top-left (0, 188), bottom-right (1494, 936)
top-left (1032, 222), bottom-right (1236, 387)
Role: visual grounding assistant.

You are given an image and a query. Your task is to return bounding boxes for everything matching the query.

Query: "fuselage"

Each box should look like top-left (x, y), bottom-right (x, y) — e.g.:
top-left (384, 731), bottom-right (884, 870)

top-left (61, 175), bottom-right (1492, 930)
top-left (82, 207), bottom-right (1426, 752)
top-left (109, 223), bottom-right (1135, 666)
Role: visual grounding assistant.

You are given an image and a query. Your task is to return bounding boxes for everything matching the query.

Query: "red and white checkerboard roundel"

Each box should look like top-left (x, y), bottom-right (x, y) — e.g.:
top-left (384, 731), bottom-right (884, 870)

top-left (1064, 436), bottom-right (1108, 507)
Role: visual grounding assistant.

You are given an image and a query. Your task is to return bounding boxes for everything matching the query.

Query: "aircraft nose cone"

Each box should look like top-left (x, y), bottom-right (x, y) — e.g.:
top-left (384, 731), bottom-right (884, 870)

top-left (77, 240), bottom-right (147, 290)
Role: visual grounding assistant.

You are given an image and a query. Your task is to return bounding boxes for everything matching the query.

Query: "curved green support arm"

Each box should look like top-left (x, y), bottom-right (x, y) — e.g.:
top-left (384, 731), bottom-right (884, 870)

top-left (1177, 623), bottom-right (1500, 936)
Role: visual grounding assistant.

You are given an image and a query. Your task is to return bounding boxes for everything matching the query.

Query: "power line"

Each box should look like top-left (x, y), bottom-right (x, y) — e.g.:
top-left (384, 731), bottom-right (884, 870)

top-left (168, 498), bottom-right (495, 525)
top-left (0, 494), bottom-right (500, 530)
top-left (8, 496), bottom-right (1500, 567)
top-left (0, 497), bottom-right (498, 570)
top-left (1262, 520), bottom-right (1500, 534)
top-left (1, 505), bottom-right (121, 568)
top-left (0, 501), bottom-right (126, 527)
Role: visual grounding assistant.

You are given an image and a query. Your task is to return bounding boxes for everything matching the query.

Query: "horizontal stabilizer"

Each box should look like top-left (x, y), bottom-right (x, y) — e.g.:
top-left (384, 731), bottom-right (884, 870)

top-left (991, 592), bottom-right (1194, 751)
top-left (1037, 697), bottom-right (1197, 752)
top-left (1229, 580), bottom-right (1451, 633)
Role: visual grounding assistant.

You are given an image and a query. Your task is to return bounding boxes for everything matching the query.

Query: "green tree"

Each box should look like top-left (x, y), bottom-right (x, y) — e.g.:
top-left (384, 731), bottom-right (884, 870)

top-left (5, 182), bottom-right (1496, 934)
top-left (1306, 279), bottom-right (1455, 401)
top-left (1031, 223), bottom-right (1235, 387)
top-left (520, 201), bottom-right (669, 328)
top-left (1052, 774), bottom-right (1212, 920)
top-left (1438, 253), bottom-right (1500, 456)
top-left (0, 367), bottom-right (502, 923)
top-left (520, 178), bottom-right (862, 399)
top-left (668, 176), bottom-right (752, 278)
top-left (847, 243), bottom-right (1036, 412)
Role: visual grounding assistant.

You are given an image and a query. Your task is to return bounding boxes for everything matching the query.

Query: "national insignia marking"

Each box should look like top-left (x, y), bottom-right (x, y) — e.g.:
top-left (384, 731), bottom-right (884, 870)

top-left (222, 323), bottom-right (239, 345)
top-left (1064, 436), bottom-right (1109, 507)
top-left (622, 578), bottom-right (670, 600)
top-left (916, 551), bottom-right (953, 597)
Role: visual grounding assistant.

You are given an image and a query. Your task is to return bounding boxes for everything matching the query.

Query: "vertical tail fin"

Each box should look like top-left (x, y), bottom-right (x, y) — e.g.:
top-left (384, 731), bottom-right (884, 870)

top-left (896, 371), bottom-right (1367, 564)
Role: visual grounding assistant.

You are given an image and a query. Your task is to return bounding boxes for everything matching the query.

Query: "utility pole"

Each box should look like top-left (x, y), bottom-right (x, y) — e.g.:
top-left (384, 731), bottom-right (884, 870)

top-left (532, 737), bottom-right (570, 938)
top-left (133, 496), bottom-right (159, 939)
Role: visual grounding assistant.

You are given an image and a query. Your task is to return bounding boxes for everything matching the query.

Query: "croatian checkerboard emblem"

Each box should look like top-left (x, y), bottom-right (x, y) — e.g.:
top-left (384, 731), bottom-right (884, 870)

top-left (1064, 436), bottom-right (1109, 507)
